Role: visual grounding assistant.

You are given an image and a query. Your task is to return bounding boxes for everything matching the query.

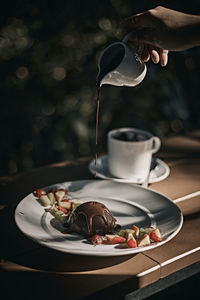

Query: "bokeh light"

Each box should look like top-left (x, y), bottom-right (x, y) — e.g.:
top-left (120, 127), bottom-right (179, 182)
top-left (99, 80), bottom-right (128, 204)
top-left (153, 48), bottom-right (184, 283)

top-left (16, 66), bottom-right (29, 79)
top-left (52, 67), bottom-right (66, 80)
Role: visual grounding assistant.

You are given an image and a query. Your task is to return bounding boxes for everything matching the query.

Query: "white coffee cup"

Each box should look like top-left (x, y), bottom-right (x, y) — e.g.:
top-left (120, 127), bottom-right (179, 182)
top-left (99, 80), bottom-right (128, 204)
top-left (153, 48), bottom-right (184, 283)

top-left (108, 128), bottom-right (161, 183)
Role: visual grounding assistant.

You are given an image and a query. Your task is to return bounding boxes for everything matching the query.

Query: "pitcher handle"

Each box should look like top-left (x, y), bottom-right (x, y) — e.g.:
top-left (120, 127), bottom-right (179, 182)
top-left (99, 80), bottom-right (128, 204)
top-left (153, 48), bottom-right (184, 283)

top-left (122, 33), bottom-right (131, 44)
top-left (122, 33), bottom-right (144, 55)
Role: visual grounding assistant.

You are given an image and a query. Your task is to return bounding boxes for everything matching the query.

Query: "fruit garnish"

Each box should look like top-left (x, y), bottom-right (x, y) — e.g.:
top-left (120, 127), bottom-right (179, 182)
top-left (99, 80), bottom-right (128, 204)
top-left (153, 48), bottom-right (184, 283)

top-left (126, 233), bottom-right (137, 248)
top-left (57, 205), bottom-right (68, 214)
top-left (139, 227), bottom-right (154, 239)
top-left (39, 195), bottom-right (51, 207)
top-left (36, 189), bottom-right (46, 198)
top-left (105, 234), bottom-right (126, 244)
top-left (132, 225), bottom-right (139, 238)
top-left (61, 198), bottom-right (71, 202)
top-left (138, 233), bottom-right (151, 247)
top-left (59, 199), bottom-right (72, 210)
top-left (59, 188), bottom-right (68, 193)
top-left (35, 189), bottom-right (51, 207)
top-left (150, 228), bottom-right (161, 242)
top-left (90, 235), bottom-right (103, 245)
top-left (117, 229), bottom-right (126, 237)
top-left (47, 191), bottom-right (56, 205)
top-left (55, 189), bottom-right (67, 201)
top-left (48, 206), bottom-right (66, 222)
top-left (125, 229), bottom-right (135, 239)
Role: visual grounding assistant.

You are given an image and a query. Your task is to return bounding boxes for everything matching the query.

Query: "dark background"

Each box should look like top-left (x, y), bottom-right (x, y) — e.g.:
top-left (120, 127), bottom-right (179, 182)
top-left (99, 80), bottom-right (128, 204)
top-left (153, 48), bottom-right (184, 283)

top-left (0, 0), bottom-right (200, 176)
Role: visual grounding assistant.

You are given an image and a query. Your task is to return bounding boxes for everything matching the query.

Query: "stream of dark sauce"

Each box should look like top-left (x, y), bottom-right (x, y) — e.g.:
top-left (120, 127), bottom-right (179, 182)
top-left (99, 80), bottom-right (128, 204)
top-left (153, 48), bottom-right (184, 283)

top-left (94, 84), bottom-right (101, 175)
top-left (94, 44), bottom-right (126, 171)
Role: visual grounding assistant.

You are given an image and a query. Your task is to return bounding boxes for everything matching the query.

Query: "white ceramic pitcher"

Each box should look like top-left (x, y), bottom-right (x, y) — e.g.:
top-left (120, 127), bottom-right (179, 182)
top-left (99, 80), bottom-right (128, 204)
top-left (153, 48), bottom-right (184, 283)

top-left (97, 35), bottom-right (147, 87)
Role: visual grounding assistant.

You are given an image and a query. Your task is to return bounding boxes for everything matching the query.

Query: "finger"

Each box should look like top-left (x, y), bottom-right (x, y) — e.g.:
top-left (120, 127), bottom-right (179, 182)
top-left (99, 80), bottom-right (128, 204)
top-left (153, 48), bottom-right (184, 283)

top-left (148, 45), bottom-right (160, 64)
top-left (159, 49), bottom-right (169, 67)
top-left (141, 45), bottom-right (150, 62)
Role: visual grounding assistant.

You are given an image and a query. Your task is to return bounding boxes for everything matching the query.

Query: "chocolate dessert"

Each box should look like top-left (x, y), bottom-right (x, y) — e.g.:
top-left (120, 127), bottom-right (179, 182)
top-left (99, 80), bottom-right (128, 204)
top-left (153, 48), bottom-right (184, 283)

top-left (65, 201), bottom-right (120, 237)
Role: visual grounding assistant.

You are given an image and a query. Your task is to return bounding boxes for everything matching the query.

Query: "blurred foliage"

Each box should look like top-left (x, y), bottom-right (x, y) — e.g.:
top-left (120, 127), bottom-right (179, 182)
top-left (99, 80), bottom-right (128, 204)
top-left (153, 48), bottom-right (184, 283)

top-left (0, 0), bottom-right (200, 176)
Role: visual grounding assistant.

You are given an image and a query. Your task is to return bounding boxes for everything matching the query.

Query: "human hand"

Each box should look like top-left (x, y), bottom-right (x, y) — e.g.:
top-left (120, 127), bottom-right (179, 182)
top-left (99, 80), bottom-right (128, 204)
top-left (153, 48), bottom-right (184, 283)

top-left (123, 6), bottom-right (200, 67)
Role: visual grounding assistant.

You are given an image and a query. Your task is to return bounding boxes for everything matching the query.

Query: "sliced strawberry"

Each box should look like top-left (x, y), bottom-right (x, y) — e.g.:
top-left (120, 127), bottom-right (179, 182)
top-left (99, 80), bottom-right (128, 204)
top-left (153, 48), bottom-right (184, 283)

top-left (125, 229), bottom-right (135, 239)
top-left (150, 228), bottom-right (161, 242)
top-left (36, 189), bottom-right (46, 198)
top-left (59, 188), bottom-right (68, 194)
top-left (139, 227), bottom-right (154, 239)
top-left (50, 188), bottom-right (55, 194)
top-left (138, 234), bottom-right (150, 247)
top-left (47, 191), bottom-right (56, 205)
top-left (55, 189), bottom-right (66, 202)
top-left (57, 205), bottom-right (68, 214)
top-left (126, 233), bottom-right (137, 248)
top-left (90, 235), bottom-right (103, 245)
top-left (38, 195), bottom-right (51, 207)
top-left (105, 234), bottom-right (126, 244)
top-left (61, 198), bottom-right (71, 202)
top-left (59, 199), bottom-right (72, 210)
top-left (132, 225), bottom-right (139, 238)
top-left (48, 207), bottom-right (66, 221)
top-left (117, 229), bottom-right (126, 238)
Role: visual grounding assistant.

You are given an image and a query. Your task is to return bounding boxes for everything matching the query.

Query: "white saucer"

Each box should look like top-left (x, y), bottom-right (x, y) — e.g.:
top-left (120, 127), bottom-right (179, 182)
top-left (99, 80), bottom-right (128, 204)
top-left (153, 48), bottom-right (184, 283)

top-left (89, 155), bottom-right (170, 184)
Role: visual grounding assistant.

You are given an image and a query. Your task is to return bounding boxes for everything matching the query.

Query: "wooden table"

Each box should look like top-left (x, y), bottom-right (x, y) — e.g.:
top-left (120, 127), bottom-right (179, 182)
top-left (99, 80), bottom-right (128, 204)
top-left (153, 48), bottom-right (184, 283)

top-left (0, 133), bottom-right (200, 300)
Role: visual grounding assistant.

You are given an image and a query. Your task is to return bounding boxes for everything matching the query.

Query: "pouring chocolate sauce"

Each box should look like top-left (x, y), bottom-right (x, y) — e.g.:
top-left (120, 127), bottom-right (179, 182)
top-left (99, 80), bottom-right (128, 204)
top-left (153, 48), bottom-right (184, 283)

top-left (95, 36), bottom-right (146, 169)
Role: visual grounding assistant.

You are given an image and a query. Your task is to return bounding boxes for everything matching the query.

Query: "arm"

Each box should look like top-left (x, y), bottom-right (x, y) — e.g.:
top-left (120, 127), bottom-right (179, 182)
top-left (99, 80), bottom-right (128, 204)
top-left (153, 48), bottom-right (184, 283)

top-left (123, 6), bottom-right (200, 66)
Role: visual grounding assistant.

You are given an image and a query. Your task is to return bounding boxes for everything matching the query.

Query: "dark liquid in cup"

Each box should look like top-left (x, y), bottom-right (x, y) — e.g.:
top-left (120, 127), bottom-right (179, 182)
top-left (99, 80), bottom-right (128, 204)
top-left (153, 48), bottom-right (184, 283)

top-left (112, 130), bottom-right (149, 142)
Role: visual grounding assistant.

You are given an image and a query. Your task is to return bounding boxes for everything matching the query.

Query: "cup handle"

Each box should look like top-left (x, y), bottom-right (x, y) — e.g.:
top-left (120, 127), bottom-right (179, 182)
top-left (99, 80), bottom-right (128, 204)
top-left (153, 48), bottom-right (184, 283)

top-left (151, 137), bottom-right (161, 154)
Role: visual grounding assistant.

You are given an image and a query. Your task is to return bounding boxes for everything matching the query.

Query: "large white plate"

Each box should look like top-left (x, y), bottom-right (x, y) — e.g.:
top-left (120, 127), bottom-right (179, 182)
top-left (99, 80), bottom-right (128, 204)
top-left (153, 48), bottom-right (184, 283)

top-left (15, 180), bottom-right (183, 256)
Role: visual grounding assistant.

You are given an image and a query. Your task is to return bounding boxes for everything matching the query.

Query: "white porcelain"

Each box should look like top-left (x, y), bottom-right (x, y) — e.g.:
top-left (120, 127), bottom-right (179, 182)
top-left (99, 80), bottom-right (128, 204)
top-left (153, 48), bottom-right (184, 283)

top-left (89, 155), bottom-right (170, 184)
top-left (97, 35), bottom-right (146, 87)
top-left (108, 128), bottom-right (161, 182)
top-left (15, 180), bottom-right (183, 256)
